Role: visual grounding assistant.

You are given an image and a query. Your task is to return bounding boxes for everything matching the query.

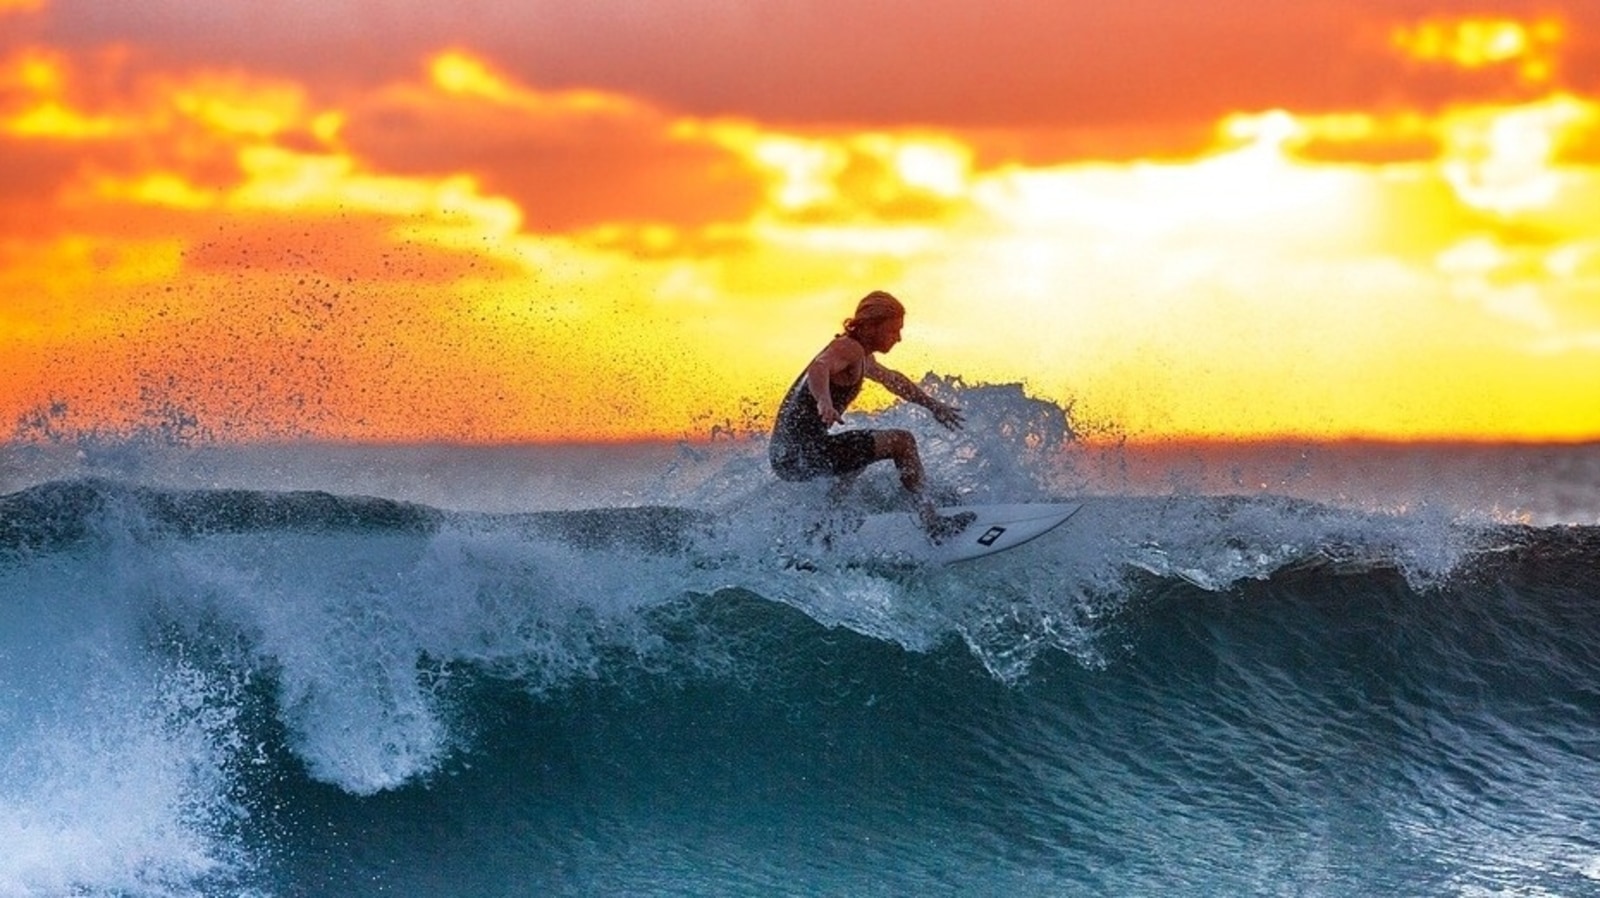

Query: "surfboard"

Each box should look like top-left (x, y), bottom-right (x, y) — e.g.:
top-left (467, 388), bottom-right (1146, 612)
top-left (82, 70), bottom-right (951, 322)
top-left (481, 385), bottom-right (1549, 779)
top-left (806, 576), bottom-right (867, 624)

top-left (850, 502), bottom-right (1084, 565)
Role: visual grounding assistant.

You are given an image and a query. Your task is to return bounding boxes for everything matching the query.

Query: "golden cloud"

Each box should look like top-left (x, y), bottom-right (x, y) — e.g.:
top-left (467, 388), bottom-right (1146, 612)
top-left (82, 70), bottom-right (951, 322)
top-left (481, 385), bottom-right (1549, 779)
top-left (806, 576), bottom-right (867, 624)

top-left (708, 126), bottom-right (976, 224)
top-left (335, 51), bottom-right (767, 234)
top-left (1392, 15), bottom-right (1567, 84)
top-left (4, 18), bottom-right (1600, 443)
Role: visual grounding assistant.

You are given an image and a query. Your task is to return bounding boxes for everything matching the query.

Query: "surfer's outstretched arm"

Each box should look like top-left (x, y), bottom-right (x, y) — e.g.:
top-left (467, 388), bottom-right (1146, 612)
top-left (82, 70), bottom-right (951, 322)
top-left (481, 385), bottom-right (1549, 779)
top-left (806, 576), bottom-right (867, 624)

top-left (864, 359), bottom-right (965, 430)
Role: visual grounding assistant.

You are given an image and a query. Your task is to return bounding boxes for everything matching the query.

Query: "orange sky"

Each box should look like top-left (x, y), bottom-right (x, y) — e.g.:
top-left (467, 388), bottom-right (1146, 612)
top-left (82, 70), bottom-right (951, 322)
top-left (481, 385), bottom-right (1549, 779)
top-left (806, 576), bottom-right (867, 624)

top-left (3, 0), bottom-right (1598, 443)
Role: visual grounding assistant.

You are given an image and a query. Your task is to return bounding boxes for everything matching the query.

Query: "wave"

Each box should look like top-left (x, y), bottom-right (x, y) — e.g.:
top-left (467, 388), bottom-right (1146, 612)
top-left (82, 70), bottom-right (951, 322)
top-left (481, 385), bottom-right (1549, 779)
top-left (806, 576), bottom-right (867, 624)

top-left (3, 475), bottom-right (1584, 672)
top-left (2, 470), bottom-right (1598, 896)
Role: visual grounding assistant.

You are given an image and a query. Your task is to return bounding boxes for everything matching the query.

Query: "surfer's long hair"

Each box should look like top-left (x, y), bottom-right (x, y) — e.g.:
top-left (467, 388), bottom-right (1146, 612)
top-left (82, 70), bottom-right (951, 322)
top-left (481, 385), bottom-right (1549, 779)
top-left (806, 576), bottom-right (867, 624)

top-left (841, 290), bottom-right (905, 339)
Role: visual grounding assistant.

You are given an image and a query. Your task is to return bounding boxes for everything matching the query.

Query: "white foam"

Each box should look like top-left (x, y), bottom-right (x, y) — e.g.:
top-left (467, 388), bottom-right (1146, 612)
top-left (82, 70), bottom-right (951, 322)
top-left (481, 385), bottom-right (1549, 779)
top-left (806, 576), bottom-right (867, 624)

top-left (0, 566), bottom-right (243, 898)
top-left (151, 519), bottom-right (703, 796)
top-left (0, 378), bottom-right (1513, 849)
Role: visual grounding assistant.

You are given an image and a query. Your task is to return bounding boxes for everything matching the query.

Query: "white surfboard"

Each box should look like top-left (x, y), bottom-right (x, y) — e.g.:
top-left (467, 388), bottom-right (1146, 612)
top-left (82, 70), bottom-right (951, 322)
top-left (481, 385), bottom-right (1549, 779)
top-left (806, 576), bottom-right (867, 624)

top-left (851, 502), bottom-right (1084, 565)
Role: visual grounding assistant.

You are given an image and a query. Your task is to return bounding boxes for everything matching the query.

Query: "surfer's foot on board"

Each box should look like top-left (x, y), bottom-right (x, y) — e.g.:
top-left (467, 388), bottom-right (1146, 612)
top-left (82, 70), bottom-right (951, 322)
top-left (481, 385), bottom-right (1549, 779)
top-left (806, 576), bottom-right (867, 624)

top-left (922, 510), bottom-right (977, 545)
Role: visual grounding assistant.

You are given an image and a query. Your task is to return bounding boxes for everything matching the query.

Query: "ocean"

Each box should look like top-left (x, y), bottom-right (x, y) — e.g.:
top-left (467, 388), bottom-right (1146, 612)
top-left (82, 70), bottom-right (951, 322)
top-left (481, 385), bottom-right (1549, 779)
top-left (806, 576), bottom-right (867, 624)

top-left (2, 385), bottom-right (1599, 897)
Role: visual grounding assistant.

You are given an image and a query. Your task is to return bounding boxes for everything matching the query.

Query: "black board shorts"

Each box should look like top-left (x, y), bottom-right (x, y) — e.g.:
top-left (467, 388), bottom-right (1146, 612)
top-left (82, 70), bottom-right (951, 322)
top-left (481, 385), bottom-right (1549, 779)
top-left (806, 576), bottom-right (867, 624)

top-left (769, 429), bottom-right (879, 482)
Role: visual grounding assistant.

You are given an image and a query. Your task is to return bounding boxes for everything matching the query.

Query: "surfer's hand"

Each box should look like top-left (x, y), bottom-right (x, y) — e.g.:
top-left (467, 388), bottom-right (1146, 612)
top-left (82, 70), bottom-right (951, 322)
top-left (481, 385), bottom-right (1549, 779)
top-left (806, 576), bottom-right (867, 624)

top-left (932, 402), bottom-right (964, 430)
top-left (818, 402), bottom-right (843, 426)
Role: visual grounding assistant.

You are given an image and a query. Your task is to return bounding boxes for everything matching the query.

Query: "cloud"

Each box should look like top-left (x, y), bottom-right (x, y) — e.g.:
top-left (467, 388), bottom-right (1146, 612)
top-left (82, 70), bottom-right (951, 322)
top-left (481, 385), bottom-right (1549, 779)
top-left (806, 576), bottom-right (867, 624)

top-left (1391, 15), bottom-right (1567, 85)
top-left (339, 52), bottom-right (767, 233)
top-left (0, 45), bottom-right (311, 236)
top-left (0, 140), bottom-right (74, 221)
top-left (36, 0), bottom-right (1600, 139)
top-left (4, 2), bottom-right (1599, 442)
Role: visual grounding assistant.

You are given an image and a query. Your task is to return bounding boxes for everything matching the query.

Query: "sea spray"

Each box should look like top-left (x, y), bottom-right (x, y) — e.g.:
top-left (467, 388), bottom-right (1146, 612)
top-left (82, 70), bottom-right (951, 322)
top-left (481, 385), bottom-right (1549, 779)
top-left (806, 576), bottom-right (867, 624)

top-left (0, 541), bottom-right (250, 896)
top-left (3, 383), bottom-right (1599, 896)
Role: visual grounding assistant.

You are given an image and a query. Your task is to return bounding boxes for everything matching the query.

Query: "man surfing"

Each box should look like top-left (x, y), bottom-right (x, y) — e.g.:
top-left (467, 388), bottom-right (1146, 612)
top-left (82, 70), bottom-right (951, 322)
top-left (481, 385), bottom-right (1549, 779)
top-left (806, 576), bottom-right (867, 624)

top-left (769, 290), bottom-right (974, 540)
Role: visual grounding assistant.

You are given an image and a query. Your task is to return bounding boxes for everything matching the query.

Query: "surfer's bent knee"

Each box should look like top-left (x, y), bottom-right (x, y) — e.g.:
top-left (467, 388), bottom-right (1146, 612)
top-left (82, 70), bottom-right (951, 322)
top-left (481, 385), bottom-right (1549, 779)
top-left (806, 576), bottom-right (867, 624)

top-left (873, 429), bottom-right (924, 491)
top-left (873, 429), bottom-right (916, 458)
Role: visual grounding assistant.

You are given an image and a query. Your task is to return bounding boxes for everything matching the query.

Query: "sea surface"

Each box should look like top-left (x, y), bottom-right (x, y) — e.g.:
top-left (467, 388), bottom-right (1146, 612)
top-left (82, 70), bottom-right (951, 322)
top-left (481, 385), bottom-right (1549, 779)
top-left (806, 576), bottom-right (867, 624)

top-left (2, 386), bottom-right (1599, 897)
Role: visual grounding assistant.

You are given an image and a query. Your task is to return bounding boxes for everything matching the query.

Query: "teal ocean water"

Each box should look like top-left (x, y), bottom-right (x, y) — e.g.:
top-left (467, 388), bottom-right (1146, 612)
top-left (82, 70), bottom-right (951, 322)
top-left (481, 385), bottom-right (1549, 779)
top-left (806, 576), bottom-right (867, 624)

top-left (2, 387), bottom-right (1598, 897)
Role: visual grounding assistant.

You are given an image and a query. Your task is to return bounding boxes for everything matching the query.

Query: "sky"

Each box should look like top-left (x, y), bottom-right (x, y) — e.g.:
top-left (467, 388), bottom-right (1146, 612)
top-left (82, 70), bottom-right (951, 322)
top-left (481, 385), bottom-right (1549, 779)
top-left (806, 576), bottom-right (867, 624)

top-left (2, 0), bottom-right (1598, 443)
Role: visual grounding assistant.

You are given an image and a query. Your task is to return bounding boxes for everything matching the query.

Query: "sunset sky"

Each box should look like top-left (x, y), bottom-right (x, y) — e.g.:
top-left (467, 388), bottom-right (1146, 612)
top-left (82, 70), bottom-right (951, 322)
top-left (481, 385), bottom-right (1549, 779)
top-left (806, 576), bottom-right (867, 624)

top-left (3, 0), bottom-right (1598, 443)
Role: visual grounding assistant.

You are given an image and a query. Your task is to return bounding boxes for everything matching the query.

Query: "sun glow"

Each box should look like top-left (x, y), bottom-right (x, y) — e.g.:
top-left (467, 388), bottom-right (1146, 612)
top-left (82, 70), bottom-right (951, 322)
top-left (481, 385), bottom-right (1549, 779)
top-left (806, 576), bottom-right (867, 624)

top-left (2, 9), bottom-right (1599, 444)
top-left (891, 141), bottom-right (970, 197)
top-left (1439, 95), bottom-right (1595, 214)
top-left (745, 134), bottom-right (845, 211)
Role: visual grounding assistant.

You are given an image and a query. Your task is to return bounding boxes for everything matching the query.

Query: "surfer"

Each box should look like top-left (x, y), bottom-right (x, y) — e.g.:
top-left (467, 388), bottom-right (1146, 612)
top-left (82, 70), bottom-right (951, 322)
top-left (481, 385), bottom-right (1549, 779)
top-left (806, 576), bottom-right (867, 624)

top-left (769, 290), bottom-right (974, 540)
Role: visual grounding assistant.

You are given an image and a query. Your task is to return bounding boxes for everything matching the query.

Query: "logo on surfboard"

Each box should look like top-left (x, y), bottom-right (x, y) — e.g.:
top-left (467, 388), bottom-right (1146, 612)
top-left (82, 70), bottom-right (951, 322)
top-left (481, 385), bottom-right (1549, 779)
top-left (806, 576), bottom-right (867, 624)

top-left (977, 526), bottom-right (1007, 546)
